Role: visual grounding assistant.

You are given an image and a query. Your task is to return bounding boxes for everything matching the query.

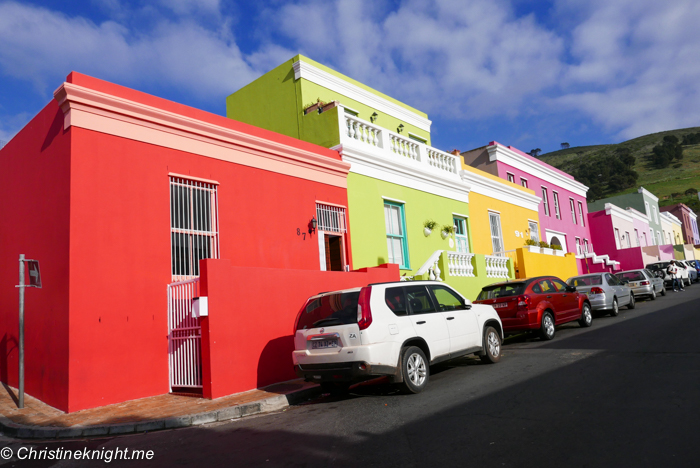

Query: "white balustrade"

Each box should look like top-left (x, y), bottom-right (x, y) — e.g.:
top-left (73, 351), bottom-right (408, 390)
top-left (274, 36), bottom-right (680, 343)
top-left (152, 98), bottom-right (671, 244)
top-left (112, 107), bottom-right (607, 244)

top-left (485, 255), bottom-right (510, 278)
top-left (427, 148), bottom-right (458, 174)
top-left (390, 134), bottom-right (420, 161)
top-left (446, 252), bottom-right (475, 277)
top-left (345, 114), bottom-right (380, 147)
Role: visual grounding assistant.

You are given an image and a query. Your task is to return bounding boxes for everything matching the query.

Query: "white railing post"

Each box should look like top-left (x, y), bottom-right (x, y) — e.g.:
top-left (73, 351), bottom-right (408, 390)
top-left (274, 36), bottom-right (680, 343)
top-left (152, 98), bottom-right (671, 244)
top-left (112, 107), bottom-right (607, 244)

top-left (446, 252), bottom-right (475, 277)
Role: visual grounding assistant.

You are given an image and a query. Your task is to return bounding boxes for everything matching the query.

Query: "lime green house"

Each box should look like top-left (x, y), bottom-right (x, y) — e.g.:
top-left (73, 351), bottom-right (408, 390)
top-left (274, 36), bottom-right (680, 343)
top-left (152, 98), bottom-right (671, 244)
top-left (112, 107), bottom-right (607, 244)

top-left (227, 55), bottom-right (534, 299)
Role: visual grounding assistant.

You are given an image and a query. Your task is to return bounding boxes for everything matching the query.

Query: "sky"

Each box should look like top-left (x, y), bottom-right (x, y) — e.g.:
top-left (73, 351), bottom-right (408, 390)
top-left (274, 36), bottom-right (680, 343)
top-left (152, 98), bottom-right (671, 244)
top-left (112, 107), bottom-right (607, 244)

top-left (1, 0), bottom-right (699, 154)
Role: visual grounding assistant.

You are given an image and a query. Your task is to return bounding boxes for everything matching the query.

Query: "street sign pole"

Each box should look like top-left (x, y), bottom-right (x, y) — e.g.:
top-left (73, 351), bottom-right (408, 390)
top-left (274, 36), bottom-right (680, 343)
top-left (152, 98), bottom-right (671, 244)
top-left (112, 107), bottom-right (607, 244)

top-left (18, 254), bottom-right (25, 409)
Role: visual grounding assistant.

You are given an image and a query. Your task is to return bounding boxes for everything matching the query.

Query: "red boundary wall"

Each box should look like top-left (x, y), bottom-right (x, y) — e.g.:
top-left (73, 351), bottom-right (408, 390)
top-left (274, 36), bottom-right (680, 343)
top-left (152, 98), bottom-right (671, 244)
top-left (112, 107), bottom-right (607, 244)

top-left (199, 260), bottom-right (400, 399)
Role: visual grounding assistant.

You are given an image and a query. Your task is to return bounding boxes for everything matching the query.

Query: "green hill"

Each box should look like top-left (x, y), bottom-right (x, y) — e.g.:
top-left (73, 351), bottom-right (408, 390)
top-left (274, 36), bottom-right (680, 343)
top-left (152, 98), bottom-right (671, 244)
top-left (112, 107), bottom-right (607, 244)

top-left (538, 127), bottom-right (700, 212)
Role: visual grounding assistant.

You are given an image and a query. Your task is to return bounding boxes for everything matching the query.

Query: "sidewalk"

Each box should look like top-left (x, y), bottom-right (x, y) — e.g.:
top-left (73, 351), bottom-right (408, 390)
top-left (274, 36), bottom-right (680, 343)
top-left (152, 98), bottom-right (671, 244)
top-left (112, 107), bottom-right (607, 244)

top-left (0, 380), bottom-right (321, 440)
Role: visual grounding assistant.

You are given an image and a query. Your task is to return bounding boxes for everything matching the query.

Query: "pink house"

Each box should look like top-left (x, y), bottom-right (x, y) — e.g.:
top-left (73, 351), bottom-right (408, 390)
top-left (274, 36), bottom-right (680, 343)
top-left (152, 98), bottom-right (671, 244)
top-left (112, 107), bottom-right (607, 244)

top-left (461, 142), bottom-right (616, 274)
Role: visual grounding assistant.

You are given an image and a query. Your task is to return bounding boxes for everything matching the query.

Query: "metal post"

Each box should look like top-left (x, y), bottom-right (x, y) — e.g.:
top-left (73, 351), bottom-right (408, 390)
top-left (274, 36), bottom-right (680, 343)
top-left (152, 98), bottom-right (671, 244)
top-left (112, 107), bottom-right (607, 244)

top-left (18, 254), bottom-right (25, 409)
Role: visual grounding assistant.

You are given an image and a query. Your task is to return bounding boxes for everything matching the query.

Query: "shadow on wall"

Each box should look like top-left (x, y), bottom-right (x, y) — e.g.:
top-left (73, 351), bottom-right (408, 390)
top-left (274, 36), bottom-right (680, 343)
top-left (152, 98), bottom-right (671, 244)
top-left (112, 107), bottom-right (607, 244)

top-left (257, 336), bottom-right (296, 389)
top-left (1, 333), bottom-right (18, 384)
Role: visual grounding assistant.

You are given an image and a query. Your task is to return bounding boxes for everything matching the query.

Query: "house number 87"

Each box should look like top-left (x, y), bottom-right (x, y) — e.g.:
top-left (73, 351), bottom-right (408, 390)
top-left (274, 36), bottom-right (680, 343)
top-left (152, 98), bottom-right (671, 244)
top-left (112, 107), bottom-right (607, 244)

top-left (297, 228), bottom-right (306, 240)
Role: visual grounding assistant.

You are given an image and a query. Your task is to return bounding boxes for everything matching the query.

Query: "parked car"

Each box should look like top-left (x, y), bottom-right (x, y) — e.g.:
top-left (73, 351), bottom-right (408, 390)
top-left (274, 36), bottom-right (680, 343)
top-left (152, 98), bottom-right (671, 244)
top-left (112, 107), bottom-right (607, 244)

top-left (614, 269), bottom-right (665, 300)
top-left (646, 261), bottom-right (691, 288)
top-left (567, 272), bottom-right (634, 315)
top-left (679, 260), bottom-right (698, 283)
top-left (687, 259), bottom-right (700, 276)
top-left (292, 281), bottom-right (503, 394)
top-left (473, 276), bottom-right (592, 341)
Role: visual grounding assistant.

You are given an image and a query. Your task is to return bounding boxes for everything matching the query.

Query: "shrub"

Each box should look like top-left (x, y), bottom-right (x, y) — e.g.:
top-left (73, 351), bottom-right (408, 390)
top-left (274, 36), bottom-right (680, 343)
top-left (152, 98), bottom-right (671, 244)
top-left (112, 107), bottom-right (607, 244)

top-left (423, 219), bottom-right (438, 230)
top-left (524, 238), bottom-right (538, 246)
top-left (551, 244), bottom-right (563, 251)
top-left (538, 241), bottom-right (550, 248)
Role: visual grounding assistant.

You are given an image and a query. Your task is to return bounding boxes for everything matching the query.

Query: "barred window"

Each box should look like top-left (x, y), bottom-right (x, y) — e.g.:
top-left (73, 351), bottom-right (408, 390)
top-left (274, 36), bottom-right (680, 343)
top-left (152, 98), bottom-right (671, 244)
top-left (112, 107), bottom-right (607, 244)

top-left (170, 177), bottom-right (220, 280)
top-left (316, 203), bottom-right (347, 233)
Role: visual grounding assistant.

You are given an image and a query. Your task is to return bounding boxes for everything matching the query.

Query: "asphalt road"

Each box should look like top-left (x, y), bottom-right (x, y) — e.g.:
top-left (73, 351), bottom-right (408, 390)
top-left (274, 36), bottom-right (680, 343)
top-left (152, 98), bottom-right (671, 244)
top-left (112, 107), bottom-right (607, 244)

top-left (3, 286), bottom-right (699, 467)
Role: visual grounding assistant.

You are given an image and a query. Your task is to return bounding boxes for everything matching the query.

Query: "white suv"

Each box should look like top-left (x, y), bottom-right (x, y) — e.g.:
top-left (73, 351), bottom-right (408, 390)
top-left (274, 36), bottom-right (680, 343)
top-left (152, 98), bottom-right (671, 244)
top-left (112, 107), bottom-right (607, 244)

top-left (292, 281), bottom-right (504, 394)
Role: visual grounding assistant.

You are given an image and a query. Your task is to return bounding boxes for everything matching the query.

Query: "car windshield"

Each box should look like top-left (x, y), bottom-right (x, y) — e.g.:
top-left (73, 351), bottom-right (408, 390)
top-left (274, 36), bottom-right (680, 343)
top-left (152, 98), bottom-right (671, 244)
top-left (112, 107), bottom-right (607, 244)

top-left (568, 275), bottom-right (602, 287)
top-left (477, 283), bottom-right (525, 300)
top-left (296, 291), bottom-right (360, 330)
top-left (616, 271), bottom-right (645, 282)
top-left (647, 262), bottom-right (669, 271)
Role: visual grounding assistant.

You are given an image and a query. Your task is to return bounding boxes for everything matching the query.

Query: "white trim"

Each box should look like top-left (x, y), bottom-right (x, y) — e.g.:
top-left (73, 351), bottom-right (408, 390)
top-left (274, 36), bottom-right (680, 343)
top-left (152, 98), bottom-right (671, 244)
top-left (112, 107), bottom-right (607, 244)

top-left (528, 218), bottom-right (539, 224)
top-left (342, 105), bottom-right (360, 115)
top-left (381, 196), bottom-right (407, 204)
top-left (335, 142), bottom-right (471, 204)
top-left (293, 60), bottom-right (432, 132)
top-left (452, 212), bottom-right (469, 219)
top-left (605, 203), bottom-right (634, 223)
top-left (168, 172), bottom-right (219, 185)
top-left (460, 169), bottom-right (541, 212)
top-left (637, 187), bottom-right (659, 203)
top-left (545, 228), bottom-right (568, 238)
top-left (487, 209), bottom-right (501, 214)
top-left (487, 143), bottom-right (588, 197)
top-left (659, 211), bottom-right (681, 226)
top-left (407, 132), bottom-right (427, 143)
top-left (625, 206), bottom-right (649, 224)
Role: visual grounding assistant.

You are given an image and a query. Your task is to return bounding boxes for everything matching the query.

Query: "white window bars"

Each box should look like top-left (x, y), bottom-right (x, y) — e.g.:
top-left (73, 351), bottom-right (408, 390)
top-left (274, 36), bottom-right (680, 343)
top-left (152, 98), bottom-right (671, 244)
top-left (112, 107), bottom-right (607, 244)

top-left (170, 177), bottom-right (220, 280)
top-left (316, 203), bottom-right (347, 233)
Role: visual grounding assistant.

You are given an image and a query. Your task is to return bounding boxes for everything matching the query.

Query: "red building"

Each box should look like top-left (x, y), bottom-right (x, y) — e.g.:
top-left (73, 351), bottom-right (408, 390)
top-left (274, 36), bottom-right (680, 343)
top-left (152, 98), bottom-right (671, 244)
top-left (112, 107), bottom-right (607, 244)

top-left (0, 73), bottom-right (397, 412)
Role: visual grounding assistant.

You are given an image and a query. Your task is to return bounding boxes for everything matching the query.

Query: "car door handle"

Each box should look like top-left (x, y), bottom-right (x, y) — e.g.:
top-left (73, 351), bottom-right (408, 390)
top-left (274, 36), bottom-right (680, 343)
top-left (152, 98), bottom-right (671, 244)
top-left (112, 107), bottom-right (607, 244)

top-left (446, 317), bottom-right (455, 320)
top-left (416, 321), bottom-right (426, 325)
top-left (546, 295), bottom-right (552, 298)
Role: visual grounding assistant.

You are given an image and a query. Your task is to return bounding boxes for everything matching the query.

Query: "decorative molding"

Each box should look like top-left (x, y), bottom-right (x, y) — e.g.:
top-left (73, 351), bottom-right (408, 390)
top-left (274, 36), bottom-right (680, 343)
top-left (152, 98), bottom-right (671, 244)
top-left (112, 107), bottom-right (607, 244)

top-left (168, 172), bottom-right (219, 185)
top-left (637, 186), bottom-right (659, 202)
top-left (625, 207), bottom-right (650, 224)
top-left (334, 142), bottom-right (471, 204)
top-left (460, 169), bottom-right (541, 212)
top-left (54, 82), bottom-right (350, 188)
top-left (293, 60), bottom-right (432, 133)
top-left (381, 196), bottom-right (407, 204)
top-left (659, 210), bottom-right (682, 227)
top-left (605, 203), bottom-right (634, 223)
top-left (486, 144), bottom-right (589, 198)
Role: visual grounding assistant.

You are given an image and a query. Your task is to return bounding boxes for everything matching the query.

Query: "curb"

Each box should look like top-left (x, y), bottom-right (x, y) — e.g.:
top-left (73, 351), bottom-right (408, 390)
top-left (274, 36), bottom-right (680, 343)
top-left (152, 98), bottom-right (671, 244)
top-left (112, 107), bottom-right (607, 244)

top-left (0, 385), bottom-right (322, 440)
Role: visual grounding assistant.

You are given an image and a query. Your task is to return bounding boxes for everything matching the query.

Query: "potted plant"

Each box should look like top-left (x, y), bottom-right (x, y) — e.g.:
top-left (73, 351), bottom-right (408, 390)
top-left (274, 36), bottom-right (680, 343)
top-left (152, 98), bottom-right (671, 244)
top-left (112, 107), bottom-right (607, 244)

top-left (538, 240), bottom-right (553, 255)
top-left (423, 219), bottom-right (438, 236)
top-left (524, 238), bottom-right (540, 253)
top-left (441, 224), bottom-right (455, 239)
top-left (552, 244), bottom-right (565, 256)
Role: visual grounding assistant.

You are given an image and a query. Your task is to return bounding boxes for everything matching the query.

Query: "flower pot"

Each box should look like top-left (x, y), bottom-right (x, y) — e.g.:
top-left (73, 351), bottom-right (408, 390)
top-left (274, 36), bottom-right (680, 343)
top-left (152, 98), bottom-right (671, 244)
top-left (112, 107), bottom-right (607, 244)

top-left (553, 250), bottom-right (565, 257)
top-left (441, 230), bottom-right (449, 239)
top-left (525, 245), bottom-right (540, 253)
top-left (424, 227), bottom-right (432, 237)
top-left (541, 248), bottom-right (553, 255)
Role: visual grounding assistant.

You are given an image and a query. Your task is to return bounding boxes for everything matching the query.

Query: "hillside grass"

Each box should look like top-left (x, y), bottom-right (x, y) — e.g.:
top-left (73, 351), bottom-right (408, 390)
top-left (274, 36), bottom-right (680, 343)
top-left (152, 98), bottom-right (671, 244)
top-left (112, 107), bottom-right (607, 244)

top-left (539, 127), bottom-right (700, 210)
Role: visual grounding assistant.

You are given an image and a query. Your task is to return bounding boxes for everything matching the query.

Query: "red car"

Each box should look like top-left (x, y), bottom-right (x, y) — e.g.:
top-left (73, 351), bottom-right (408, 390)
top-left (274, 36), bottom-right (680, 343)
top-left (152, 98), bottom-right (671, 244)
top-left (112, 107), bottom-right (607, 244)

top-left (474, 276), bottom-right (592, 340)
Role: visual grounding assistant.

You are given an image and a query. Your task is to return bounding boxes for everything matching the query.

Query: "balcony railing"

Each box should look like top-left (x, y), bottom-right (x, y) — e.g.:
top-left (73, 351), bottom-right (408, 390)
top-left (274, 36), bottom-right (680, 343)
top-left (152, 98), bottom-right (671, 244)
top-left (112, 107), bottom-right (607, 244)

top-left (341, 111), bottom-right (459, 177)
top-left (485, 255), bottom-right (510, 278)
top-left (446, 252), bottom-right (475, 277)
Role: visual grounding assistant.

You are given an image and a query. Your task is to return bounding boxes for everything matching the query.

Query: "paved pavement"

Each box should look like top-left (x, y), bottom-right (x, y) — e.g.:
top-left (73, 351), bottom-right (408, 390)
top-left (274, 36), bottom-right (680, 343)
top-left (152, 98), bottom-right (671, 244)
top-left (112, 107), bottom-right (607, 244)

top-left (1, 284), bottom-right (698, 467)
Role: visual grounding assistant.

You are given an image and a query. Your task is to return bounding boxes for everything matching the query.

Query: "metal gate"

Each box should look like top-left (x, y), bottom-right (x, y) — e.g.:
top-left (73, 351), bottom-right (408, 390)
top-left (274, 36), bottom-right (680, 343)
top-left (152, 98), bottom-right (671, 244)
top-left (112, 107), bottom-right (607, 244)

top-left (167, 278), bottom-right (202, 391)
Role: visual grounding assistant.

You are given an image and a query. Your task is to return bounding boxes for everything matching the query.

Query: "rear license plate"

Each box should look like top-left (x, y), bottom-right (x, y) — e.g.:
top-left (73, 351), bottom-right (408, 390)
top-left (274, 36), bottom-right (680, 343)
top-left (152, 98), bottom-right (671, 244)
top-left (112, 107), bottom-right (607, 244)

top-left (311, 339), bottom-right (338, 349)
top-left (492, 303), bottom-right (508, 309)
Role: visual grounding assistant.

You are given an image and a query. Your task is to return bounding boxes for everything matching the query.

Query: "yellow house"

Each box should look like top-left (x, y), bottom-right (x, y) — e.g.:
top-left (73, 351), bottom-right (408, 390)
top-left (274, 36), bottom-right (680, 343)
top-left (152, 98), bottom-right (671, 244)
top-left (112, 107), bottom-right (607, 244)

top-left (460, 162), bottom-right (579, 281)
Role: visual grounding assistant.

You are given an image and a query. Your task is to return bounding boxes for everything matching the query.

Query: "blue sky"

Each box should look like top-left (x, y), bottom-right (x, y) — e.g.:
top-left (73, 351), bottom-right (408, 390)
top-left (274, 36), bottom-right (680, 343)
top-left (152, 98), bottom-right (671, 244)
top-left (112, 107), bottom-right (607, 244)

top-left (1, 0), bottom-right (699, 154)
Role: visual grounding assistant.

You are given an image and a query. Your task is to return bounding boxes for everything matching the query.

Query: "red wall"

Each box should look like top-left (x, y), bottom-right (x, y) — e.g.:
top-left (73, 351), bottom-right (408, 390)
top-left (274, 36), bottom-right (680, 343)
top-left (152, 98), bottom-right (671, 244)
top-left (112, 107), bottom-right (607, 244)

top-left (199, 260), bottom-right (399, 399)
top-left (0, 102), bottom-right (72, 410)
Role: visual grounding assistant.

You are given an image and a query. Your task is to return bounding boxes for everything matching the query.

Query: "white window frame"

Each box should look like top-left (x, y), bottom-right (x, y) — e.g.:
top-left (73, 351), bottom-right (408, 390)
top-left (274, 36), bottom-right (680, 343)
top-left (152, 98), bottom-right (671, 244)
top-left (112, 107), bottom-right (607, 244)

top-left (528, 220), bottom-right (539, 242)
top-left (650, 228), bottom-right (655, 245)
top-left (521, 178), bottom-right (528, 188)
top-left (453, 217), bottom-right (470, 254)
top-left (570, 198), bottom-right (577, 224)
top-left (625, 231), bottom-right (631, 248)
top-left (614, 228), bottom-right (621, 249)
top-left (542, 187), bottom-right (550, 216)
top-left (652, 206), bottom-right (659, 224)
top-left (575, 237), bottom-right (582, 255)
top-left (507, 172), bottom-right (515, 183)
top-left (489, 212), bottom-right (505, 256)
top-left (316, 203), bottom-right (348, 272)
top-left (578, 201), bottom-right (585, 226)
top-left (384, 201), bottom-right (410, 269)
top-left (170, 176), bottom-right (220, 281)
top-left (553, 191), bottom-right (561, 220)
top-left (583, 239), bottom-right (590, 253)
top-left (634, 229), bottom-right (640, 247)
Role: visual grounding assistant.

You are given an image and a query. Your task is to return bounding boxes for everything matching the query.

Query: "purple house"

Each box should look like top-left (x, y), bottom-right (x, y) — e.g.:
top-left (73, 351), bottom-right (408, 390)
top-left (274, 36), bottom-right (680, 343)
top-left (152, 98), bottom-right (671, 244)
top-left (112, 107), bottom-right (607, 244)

top-left (461, 142), bottom-right (616, 273)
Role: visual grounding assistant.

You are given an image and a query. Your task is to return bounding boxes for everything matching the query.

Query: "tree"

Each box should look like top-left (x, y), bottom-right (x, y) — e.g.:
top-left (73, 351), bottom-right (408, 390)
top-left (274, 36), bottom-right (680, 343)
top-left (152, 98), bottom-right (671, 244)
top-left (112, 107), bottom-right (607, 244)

top-left (561, 142), bottom-right (570, 149)
top-left (652, 136), bottom-right (683, 168)
top-left (528, 148), bottom-right (542, 157)
top-left (685, 187), bottom-right (698, 195)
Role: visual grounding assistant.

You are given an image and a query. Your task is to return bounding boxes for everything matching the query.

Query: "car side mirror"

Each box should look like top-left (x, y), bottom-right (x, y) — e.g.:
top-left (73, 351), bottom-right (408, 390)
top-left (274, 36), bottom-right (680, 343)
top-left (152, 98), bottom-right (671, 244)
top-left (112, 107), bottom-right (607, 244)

top-left (566, 285), bottom-right (576, 292)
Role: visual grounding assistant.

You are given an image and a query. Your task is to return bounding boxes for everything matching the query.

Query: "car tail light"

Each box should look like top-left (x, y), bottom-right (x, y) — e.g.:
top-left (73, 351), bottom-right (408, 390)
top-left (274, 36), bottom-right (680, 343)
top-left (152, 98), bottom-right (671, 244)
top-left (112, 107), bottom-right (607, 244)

top-left (640, 281), bottom-right (650, 286)
top-left (590, 287), bottom-right (604, 295)
top-left (357, 286), bottom-right (373, 330)
top-left (516, 294), bottom-right (531, 311)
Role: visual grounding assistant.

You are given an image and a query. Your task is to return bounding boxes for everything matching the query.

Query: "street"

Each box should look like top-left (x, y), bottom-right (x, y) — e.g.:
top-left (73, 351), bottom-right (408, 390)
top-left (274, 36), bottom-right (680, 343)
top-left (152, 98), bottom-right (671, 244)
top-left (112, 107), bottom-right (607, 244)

top-left (3, 286), bottom-right (699, 467)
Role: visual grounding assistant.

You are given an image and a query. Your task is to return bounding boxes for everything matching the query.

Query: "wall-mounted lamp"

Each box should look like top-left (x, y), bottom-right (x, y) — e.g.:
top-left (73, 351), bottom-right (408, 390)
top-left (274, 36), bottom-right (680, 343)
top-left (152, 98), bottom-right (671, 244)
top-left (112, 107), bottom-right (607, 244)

top-left (371, 112), bottom-right (378, 123)
top-left (397, 124), bottom-right (404, 133)
top-left (309, 216), bottom-right (317, 234)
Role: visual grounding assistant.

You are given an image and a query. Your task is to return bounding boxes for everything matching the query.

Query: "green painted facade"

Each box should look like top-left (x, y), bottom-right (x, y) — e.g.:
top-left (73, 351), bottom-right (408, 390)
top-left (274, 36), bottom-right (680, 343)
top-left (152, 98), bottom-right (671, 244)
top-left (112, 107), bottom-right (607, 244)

top-left (226, 55), bottom-right (431, 148)
top-left (588, 190), bottom-right (663, 241)
top-left (348, 173), bottom-right (513, 301)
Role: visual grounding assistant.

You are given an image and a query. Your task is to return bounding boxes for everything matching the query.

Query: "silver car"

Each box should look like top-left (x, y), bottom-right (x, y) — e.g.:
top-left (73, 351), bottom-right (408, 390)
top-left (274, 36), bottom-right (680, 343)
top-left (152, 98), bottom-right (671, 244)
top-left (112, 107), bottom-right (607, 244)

top-left (567, 273), bottom-right (634, 316)
top-left (615, 269), bottom-right (665, 300)
top-left (679, 260), bottom-right (698, 283)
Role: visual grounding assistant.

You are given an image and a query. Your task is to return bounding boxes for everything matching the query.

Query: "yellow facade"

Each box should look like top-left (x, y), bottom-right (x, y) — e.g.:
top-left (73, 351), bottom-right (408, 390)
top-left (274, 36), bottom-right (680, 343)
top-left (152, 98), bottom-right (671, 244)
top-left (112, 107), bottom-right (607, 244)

top-left (516, 249), bottom-right (580, 281)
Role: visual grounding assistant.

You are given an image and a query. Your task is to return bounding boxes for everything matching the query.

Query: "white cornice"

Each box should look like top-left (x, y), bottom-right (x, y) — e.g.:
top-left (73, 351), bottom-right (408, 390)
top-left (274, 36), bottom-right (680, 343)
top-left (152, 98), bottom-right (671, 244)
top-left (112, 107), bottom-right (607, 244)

top-left (605, 203), bottom-right (634, 223)
top-left (54, 82), bottom-right (350, 187)
top-left (459, 170), bottom-right (541, 212)
top-left (660, 211), bottom-right (682, 227)
top-left (486, 144), bottom-right (589, 198)
top-left (625, 207), bottom-right (650, 225)
top-left (333, 142), bottom-right (471, 204)
top-left (637, 187), bottom-right (659, 202)
top-left (293, 60), bottom-right (432, 133)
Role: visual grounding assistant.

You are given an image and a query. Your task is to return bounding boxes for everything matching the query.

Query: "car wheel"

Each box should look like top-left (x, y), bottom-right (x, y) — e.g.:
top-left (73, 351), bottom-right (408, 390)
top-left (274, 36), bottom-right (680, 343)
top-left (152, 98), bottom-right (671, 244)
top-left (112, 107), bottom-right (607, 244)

top-left (400, 346), bottom-right (429, 394)
top-left (539, 312), bottom-right (556, 341)
top-left (479, 326), bottom-right (502, 364)
top-left (579, 303), bottom-right (593, 327)
top-left (650, 288), bottom-right (657, 300)
top-left (609, 298), bottom-right (619, 317)
top-left (320, 382), bottom-right (350, 396)
top-left (627, 294), bottom-right (635, 310)
top-left (660, 286), bottom-right (666, 296)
